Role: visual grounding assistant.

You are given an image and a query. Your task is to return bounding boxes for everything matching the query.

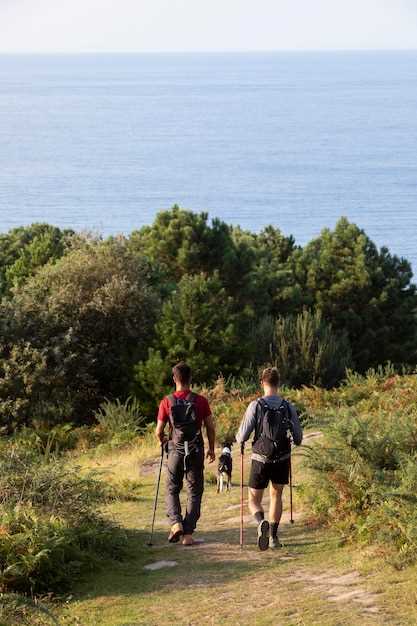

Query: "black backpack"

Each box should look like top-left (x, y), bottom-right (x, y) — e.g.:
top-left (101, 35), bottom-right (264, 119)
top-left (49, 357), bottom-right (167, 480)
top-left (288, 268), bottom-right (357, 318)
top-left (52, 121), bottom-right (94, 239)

top-left (168, 392), bottom-right (201, 452)
top-left (252, 398), bottom-right (292, 462)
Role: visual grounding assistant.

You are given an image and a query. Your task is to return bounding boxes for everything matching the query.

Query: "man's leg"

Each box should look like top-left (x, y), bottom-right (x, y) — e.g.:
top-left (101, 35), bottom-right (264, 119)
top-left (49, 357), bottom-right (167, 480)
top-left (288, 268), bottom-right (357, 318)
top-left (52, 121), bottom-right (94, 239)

top-left (249, 487), bottom-right (270, 551)
top-left (248, 460), bottom-right (270, 550)
top-left (268, 458), bottom-right (290, 547)
top-left (269, 483), bottom-right (284, 525)
top-left (269, 475), bottom-right (286, 548)
top-left (165, 450), bottom-right (184, 542)
top-left (182, 448), bottom-right (204, 544)
top-left (248, 487), bottom-right (264, 522)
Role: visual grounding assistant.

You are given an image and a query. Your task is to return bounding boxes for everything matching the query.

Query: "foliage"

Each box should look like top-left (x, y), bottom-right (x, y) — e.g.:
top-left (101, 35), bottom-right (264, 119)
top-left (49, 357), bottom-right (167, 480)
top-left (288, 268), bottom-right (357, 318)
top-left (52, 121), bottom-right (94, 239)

top-left (0, 238), bottom-right (158, 428)
top-left (138, 272), bottom-right (253, 396)
top-left (271, 309), bottom-right (352, 388)
top-left (11, 423), bottom-right (77, 460)
top-left (0, 444), bottom-right (127, 595)
top-left (231, 224), bottom-right (300, 317)
top-left (0, 223), bottom-right (73, 296)
top-left (129, 205), bottom-right (253, 298)
top-left (132, 348), bottom-right (172, 417)
top-left (0, 506), bottom-right (125, 595)
top-left (0, 446), bottom-right (107, 518)
top-left (94, 396), bottom-right (146, 445)
top-left (301, 372), bottom-right (417, 567)
top-left (0, 592), bottom-right (60, 626)
top-left (1, 211), bottom-right (417, 429)
top-left (292, 217), bottom-right (417, 371)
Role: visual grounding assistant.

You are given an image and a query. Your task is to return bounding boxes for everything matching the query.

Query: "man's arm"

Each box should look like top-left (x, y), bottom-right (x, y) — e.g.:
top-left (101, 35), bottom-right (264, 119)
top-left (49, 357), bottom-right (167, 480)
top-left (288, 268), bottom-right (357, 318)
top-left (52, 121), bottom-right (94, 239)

top-left (235, 400), bottom-right (258, 444)
top-left (289, 404), bottom-right (303, 446)
top-left (155, 398), bottom-right (169, 446)
top-left (155, 420), bottom-right (167, 445)
top-left (204, 413), bottom-right (216, 463)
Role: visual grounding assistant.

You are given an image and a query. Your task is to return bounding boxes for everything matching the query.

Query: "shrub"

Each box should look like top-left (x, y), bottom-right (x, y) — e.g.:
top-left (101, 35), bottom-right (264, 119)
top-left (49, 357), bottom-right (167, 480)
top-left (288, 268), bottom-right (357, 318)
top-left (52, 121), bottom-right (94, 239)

top-left (0, 506), bottom-right (125, 594)
top-left (302, 373), bottom-right (417, 567)
top-left (11, 424), bottom-right (78, 460)
top-left (0, 445), bottom-right (127, 594)
top-left (271, 309), bottom-right (352, 388)
top-left (0, 592), bottom-right (60, 625)
top-left (134, 272), bottom-right (255, 409)
top-left (0, 239), bottom-right (158, 429)
top-left (292, 217), bottom-right (417, 371)
top-left (0, 223), bottom-right (73, 297)
top-left (94, 396), bottom-right (146, 445)
top-left (132, 348), bottom-right (172, 418)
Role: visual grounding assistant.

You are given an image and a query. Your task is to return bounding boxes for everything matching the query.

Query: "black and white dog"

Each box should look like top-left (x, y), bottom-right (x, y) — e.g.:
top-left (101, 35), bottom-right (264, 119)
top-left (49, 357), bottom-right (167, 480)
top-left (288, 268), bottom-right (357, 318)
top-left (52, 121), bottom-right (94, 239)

top-left (217, 443), bottom-right (233, 493)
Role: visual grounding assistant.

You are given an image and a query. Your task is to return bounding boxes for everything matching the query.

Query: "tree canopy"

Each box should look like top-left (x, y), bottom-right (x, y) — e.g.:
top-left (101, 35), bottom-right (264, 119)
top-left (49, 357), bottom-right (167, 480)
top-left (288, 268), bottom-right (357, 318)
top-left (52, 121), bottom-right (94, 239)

top-left (0, 239), bottom-right (158, 428)
top-left (292, 218), bottom-right (417, 370)
top-left (0, 223), bottom-right (73, 296)
top-left (0, 209), bottom-right (416, 424)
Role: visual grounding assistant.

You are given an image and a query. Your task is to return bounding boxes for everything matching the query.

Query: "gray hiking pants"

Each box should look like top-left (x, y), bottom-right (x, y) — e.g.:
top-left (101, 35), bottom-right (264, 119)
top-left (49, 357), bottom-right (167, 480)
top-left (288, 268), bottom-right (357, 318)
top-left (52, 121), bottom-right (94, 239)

top-left (166, 442), bottom-right (204, 535)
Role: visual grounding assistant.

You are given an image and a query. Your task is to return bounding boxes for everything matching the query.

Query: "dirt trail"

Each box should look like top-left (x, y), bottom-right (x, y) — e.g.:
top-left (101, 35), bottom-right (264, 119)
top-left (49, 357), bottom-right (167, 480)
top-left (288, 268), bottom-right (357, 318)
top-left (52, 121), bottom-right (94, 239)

top-left (61, 439), bottom-right (394, 626)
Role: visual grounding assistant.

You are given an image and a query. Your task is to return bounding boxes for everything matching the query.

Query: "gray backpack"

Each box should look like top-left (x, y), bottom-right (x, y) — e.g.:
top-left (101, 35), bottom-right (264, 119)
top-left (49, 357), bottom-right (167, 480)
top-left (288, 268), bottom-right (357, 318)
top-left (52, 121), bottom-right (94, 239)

top-left (252, 399), bottom-right (292, 462)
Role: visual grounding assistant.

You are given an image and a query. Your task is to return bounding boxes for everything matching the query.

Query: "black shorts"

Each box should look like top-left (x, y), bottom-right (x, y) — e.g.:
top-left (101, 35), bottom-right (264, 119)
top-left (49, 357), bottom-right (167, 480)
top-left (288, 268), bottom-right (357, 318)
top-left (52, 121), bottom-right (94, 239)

top-left (248, 459), bottom-right (290, 489)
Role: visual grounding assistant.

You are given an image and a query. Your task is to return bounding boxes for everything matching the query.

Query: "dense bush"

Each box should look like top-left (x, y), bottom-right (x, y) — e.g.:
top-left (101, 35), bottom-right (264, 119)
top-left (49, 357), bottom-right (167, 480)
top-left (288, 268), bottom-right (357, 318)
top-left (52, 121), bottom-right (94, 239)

top-left (231, 224), bottom-right (300, 317)
top-left (94, 396), bottom-right (146, 446)
top-left (0, 592), bottom-right (59, 626)
top-left (0, 223), bottom-right (73, 297)
top-left (292, 218), bottom-right (417, 370)
top-left (0, 445), bottom-right (127, 595)
top-left (0, 209), bottom-right (416, 424)
top-left (301, 372), bottom-right (417, 567)
top-left (272, 310), bottom-right (352, 388)
top-left (0, 238), bottom-right (158, 428)
top-left (129, 206), bottom-right (254, 299)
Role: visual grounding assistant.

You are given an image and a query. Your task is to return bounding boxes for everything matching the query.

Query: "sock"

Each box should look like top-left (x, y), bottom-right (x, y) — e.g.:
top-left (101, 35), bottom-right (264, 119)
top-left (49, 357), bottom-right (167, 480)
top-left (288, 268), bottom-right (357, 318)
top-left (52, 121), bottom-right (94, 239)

top-left (271, 522), bottom-right (279, 538)
top-left (254, 511), bottom-right (264, 524)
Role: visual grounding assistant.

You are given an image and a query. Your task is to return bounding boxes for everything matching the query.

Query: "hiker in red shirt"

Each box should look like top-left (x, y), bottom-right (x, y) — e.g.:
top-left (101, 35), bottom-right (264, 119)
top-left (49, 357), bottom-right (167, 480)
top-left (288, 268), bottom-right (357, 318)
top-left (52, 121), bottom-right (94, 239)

top-left (155, 362), bottom-right (216, 546)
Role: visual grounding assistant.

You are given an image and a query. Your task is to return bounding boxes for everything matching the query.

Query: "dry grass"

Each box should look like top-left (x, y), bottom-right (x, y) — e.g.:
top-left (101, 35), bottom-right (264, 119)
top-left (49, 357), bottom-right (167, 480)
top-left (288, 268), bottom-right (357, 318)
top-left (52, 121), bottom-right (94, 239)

top-left (57, 436), bottom-right (417, 626)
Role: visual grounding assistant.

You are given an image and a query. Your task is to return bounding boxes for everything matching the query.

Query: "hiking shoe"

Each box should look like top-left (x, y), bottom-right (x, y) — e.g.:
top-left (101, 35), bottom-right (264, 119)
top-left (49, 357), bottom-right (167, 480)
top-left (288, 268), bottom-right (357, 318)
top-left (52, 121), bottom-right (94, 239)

top-left (168, 522), bottom-right (183, 543)
top-left (182, 534), bottom-right (194, 546)
top-left (269, 536), bottom-right (282, 549)
top-left (257, 520), bottom-right (270, 551)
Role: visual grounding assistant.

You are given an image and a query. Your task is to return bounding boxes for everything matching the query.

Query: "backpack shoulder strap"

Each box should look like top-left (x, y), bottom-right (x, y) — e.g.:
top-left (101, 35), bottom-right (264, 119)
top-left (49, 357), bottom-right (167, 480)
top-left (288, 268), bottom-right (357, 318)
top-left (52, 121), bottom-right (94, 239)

top-left (186, 391), bottom-right (197, 403)
top-left (256, 398), bottom-right (270, 436)
top-left (280, 399), bottom-right (291, 416)
top-left (168, 394), bottom-right (176, 407)
top-left (257, 398), bottom-right (269, 410)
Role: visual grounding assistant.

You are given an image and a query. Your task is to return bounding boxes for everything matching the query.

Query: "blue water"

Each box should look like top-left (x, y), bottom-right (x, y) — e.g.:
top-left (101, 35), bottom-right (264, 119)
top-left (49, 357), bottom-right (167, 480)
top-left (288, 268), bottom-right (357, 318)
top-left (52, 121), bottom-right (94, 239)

top-left (1, 52), bottom-right (417, 270)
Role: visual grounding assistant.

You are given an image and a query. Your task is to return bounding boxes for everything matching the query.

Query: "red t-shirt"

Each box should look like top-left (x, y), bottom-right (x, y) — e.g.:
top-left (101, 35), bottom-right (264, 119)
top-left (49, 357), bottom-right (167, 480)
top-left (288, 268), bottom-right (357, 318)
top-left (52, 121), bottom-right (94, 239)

top-left (157, 390), bottom-right (211, 429)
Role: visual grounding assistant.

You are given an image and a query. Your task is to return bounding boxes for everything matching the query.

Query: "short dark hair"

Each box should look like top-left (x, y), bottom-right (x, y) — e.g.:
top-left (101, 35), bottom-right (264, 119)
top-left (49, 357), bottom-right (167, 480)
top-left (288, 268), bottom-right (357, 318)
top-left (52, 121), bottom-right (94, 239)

top-left (261, 367), bottom-right (280, 387)
top-left (172, 362), bottom-right (192, 385)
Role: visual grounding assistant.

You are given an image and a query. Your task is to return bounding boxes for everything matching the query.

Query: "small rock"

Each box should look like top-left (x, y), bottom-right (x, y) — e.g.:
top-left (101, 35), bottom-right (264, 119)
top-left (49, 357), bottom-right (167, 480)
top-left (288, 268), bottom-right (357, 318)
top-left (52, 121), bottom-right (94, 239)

top-left (144, 560), bottom-right (178, 571)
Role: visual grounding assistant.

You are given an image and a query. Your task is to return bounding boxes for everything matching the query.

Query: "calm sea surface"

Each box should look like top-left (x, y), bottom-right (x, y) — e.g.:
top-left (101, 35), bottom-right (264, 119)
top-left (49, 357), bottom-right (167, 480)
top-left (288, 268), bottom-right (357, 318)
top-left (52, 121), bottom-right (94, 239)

top-left (1, 52), bottom-right (417, 270)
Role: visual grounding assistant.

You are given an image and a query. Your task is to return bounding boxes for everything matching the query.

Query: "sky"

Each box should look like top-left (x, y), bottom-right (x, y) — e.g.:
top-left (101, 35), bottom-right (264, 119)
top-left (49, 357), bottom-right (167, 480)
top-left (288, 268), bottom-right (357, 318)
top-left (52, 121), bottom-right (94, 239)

top-left (0, 0), bottom-right (416, 53)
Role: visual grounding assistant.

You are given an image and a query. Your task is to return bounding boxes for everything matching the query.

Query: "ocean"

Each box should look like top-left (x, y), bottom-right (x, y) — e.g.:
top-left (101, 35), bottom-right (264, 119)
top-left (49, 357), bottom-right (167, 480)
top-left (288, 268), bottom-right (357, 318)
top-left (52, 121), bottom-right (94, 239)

top-left (1, 51), bottom-right (416, 270)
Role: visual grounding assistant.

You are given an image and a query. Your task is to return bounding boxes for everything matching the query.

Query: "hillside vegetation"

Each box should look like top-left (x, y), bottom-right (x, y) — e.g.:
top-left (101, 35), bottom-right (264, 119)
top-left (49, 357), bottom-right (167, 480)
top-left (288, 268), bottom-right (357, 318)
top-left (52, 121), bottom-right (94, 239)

top-left (1, 370), bottom-right (417, 624)
top-left (1, 208), bottom-right (416, 429)
top-left (1, 209), bottom-right (417, 624)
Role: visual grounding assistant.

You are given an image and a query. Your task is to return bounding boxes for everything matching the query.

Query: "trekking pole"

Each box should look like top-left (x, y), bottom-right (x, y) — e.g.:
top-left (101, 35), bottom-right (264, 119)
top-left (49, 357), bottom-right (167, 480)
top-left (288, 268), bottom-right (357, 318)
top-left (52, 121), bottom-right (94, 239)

top-left (289, 454), bottom-right (294, 524)
top-left (240, 442), bottom-right (245, 548)
top-left (147, 443), bottom-right (165, 546)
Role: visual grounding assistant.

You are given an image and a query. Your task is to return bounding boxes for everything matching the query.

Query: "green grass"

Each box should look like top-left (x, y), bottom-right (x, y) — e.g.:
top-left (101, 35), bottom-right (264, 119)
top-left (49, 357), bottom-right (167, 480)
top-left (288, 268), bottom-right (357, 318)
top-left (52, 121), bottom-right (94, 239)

top-left (53, 436), bottom-right (417, 626)
top-left (3, 371), bottom-right (417, 625)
